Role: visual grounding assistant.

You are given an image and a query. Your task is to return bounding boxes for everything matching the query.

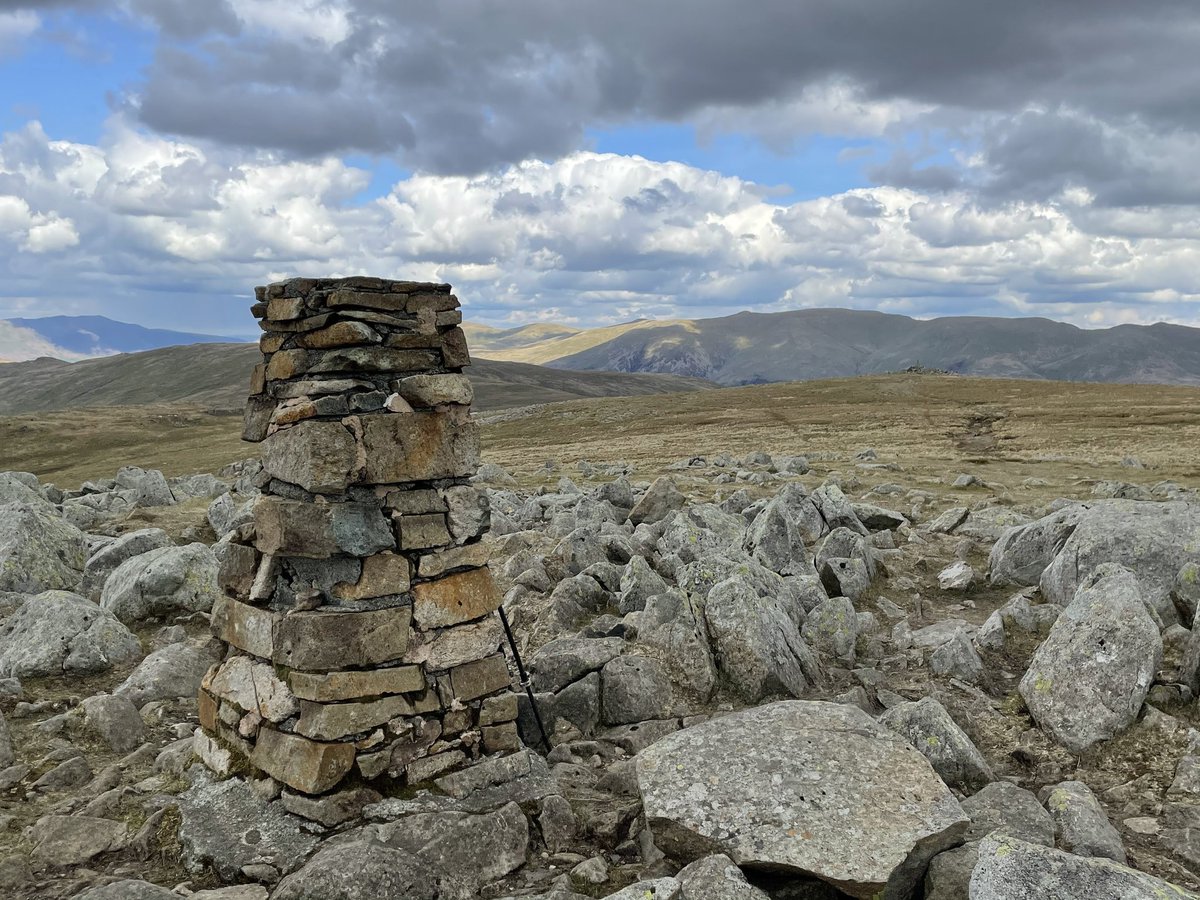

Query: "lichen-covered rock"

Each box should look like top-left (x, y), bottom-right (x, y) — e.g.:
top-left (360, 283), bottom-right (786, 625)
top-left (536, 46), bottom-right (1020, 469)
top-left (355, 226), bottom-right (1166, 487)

top-left (879, 698), bottom-right (994, 795)
top-left (630, 476), bottom-right (686, 526)
top-left (1019, 564), bottom-right (1161, 753)
top-left (636, 701), bottom-right (968, 899)
top-left (0, 502), bottom-right (87, 594)
top-left (0, 591), bottom-right (142, 677)
top-left (969, 833), bottom-right (1198, 899)
top-left (676, 854), bottom-right (772, 899)
top-left (704, 574), bottom-right (820, 701)
top-left (1042, 781), bottom-right (1126, 863)
top-left (803, 596), bottom-right (860, 665)
top-left (100, 543), bottom-right (222, 624)
top-left (115, 639), bottom-right (223, 708)
top-left (272, 841), bottom-right (460, 900)
top-left (81, 528), bottom-right (173, 600)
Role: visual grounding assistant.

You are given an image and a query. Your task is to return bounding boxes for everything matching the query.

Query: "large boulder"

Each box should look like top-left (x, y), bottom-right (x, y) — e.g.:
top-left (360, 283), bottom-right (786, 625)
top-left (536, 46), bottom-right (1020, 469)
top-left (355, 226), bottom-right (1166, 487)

top-left (272, 841), bottom-right (458, 900)
top-left (991, 501), bottom-right (1200, 627)
top-left (636, 701), bottom-right (968, 899)
top-left (81, 528), bottom-right (174, 600)
top-left (100, 543), bottom-right (221, 624)
top-left (703, 574), bottom-right (820, 701)
top-left (879, 698), bottom-right (994, 795)
top-left (659, 505), bottom-right (747, 565)
top-left (969, 833), bottom-right (1198, 899)
top-left (0, 591), bottom-right (142, 677)
top-left (115, 639), bottom-right (224, 708)
top-left (1019, 564), bottom-right (1161, 753)
top-left (0, 502), bottom-right (87, 594)
top-left (114, 466), bottom-right (176, 507)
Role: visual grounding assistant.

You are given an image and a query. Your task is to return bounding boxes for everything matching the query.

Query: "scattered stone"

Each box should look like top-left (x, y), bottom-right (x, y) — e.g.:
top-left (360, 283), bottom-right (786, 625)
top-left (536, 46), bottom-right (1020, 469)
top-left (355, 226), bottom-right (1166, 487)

top-left (636, 701), bottom-right (967, 899)
top-left (0, 502), bottom-right (88, 593)
top-left (100, 543), bottom-right (222, 624)
top-left (79, 694), bottom-right (146, 753)
top-left (0, 591), bottom-right (142, 677)
top-left (1042, 780), bottom-right (1127, 863)
top-left (879, 697), bottom-right (994, 795)
top-left (31, 815), bottom-right (130, 867)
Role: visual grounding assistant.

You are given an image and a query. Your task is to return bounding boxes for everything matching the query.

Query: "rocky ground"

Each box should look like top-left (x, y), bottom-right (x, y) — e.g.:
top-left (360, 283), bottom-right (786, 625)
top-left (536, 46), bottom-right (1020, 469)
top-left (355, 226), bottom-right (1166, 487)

top-left (2, 444), bottom-right (1200, 899)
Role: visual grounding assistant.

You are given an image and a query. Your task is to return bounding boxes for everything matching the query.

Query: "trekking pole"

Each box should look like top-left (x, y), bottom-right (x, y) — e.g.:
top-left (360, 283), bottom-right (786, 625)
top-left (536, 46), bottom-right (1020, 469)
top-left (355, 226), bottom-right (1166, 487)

top-left (498, 606), bottom-right (552, 753)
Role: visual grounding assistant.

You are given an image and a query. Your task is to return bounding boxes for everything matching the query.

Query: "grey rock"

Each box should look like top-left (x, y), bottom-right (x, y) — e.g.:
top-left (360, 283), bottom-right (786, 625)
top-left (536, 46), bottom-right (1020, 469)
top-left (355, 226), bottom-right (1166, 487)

top-left (179, 774), bottom-right (319, 881)
top-left (271, 841), bottom-right (454, 900)
top-left (0, 502), bottom-right (88, 593)
top-left (0, 591), bottom-right (141, 677)
top-left (0, 710), bottom-right (11, 768)
top-left (31, 814), bottom-right (129, 866)
top-left (32, 754), bottom-right (92, 791)
top-left (553, 672), bottom-right (602, 735)
top-left (704, 574), bottom-right (820, 701)
top-left (539, 795), bottom-right (579, 853)
top-left (744, 499), bottom-right (808, 576)
top-left (969, 833), bottom-right (1196, 899)
top-left (371, 800), bottom-right (529, 895)
top-left (115, 466), bottom-right (176, 507)
top-left (924, 842), bottom-right (980, 900)
top-left (1042, 781), bottom-right (1127, 863)
top-left (676, 854), bottom-right (772, 899)
top-left (660, 505), bottom-right (747, 565)
top-left (962, 782), bottom-right (1055, 846)
top-left (530, 638), bottom-right (624, 693)
top-left (208, 493), bottom-right (256, 539)
top-left (620, 555), bottom-right (670, 614)
top-left (803, 596), bottom-right (860, 664)
top-left (819, 557), bottom-right (871, 603)
top-left (81, 528), bottom-right (173, 600)
top-left (879, 698), bottom-right (994, 795)
top-left (815, 527), bottom-right (876, 579)
top-left (601, 656), bottom-right (674, 725)
top-left (72, 882), bottom-right (178, 900)
top-left (930, 631), bottom-right (985, 683)
top-left (79, 694), bottom-right (146, 752)
top-left (636, 701), bottom-right (967, 900)
top-left (115, 639), bottom-right (223, 708)
top-left (101, 543), bottom-right (221, 624)
top-left (1019, 564), bottom-right (1161, 753)
top-left (603, 880), bottom-right (681, 899)
top-left (955, 507), bottom-right (1031, 543)
top-left (635, 592), bottom-right (718, 698)
top-left (169, 473), bottom-right (231, 502)
top-left (630, 477), bottom-right (686, 526)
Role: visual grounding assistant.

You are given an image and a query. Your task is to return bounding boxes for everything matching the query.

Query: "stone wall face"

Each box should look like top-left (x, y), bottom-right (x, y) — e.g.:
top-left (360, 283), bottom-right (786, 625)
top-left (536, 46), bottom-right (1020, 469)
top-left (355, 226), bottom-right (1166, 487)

top-left (197, 277), bottom-right (519, 798)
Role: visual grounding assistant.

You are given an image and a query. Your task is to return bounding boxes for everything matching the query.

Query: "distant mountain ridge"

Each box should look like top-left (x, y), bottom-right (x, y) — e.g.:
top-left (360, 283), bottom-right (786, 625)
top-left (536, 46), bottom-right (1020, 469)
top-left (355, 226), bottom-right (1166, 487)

top-left (469, 309), bottom-right (1200, 386)
top-left (5, 315), bottom-right (244, 359)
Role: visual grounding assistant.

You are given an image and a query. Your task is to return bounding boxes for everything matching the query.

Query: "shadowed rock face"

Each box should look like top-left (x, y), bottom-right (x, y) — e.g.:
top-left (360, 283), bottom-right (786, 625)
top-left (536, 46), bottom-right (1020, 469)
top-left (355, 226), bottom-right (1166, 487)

top-left (636, 700), bottom-right (968, 900)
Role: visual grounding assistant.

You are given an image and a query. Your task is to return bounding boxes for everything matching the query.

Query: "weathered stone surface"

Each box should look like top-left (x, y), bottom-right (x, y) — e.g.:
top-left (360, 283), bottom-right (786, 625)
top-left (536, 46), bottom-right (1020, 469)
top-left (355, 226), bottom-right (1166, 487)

top-left (0, 709), bottom-right (12, 769)
top-left (212, 595), bottom-right (278, 659)
top-left (1019, 564), bottom-right (1161, 753)
top-left (961, 782), bottom-right (1055, 846)
top-left (82, 527), bottom-right (173, 600)
top-left (636, 701), bottom-right (968, 899)
top-left (272, 841), bottom-right (452, 900)
top-left (450, 653), bottom-right (511, 701)
top-left (0, 502), bottom-right (88, 593)
top-left (333, 551), bottom-right (411, 600)
top-left (296, 320), bottom-right (382, 348)
top-left (275, 605), bottom-right (412, 670)
top-left (262, 420), bottom-right (357, 493)
top-left (629, 476), bottom-right (685, 526)
top-left (396, 373), bottom-right (474, 406)
top-left (969, 833), bottom-right (1197, 900)
top-left (443, 485), bottom-right (489, 544)
top-left (251, 727), bottom-right (357, 794)
top-left (404, 614), bottom-right (505, 670)
top-left (79, 693), bottom-right (146, 752)
top-left (880, 697), bottom-right (994, 795)
top-left (296, 694), bottom-right (424, 740)
top-left (601, 656), bottom-right (674, 725)
top-left (413, 566), bottom-right (501, 629)
top-left (417, 541), bottom-right (492, 579)
top-left (704, 574), bottom-right (820, 702)
top-left (530, 637), bottom-right (625, 693)
top-left (677, 854), bottom-right (773, 900)
top-left (72, 882), bottom-right (177, 900)
top-left (398, 513), bottom-right (451, 549)
top-left (288, 664), bottom-right (425, 702)
top-left (100, 543), bottom-right (221, 624)
top-left (206, 655), bottom-right (299, 722)
top-left (31, 815), bottom-right (129, 867)
top-left (360, 409), bottom-right (480, 484)
top-left (255, 497), bottom-right (394, 559)
top-left (0, 591), bottom-right (141, 677)
top-left (281, 786), bottom-right (382, 827)
top-left (179, 773), bottom-right (320, 881)
top-left (1043, 780), bottom-right (1127, 863)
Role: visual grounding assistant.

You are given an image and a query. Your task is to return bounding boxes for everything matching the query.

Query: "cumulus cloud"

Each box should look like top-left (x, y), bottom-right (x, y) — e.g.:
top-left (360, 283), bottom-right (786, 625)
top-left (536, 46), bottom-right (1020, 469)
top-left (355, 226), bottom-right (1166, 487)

top-left (3, 118), bottom-right (1199, 330)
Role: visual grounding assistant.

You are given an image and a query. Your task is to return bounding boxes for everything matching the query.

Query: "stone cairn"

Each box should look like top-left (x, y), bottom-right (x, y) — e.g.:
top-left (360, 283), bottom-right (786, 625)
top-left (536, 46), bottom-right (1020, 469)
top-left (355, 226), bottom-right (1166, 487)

top-left (196, 276), bottom-right (520, 801)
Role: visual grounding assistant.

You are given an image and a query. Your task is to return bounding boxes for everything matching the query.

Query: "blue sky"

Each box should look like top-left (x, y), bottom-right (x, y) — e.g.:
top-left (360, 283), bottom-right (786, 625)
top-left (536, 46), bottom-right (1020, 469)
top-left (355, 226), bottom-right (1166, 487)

top-left (1, 1), bottom-right (1199, 336)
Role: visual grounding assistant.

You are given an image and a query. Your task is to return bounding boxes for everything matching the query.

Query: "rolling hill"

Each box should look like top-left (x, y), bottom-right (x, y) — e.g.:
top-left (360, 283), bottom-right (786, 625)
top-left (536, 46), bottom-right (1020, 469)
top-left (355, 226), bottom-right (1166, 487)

top-left (0, 343), bottom-right (715, 415)
top-left (468, 309), bottom-right (1200, 386)
top-left (3, 315), bottom-right (244, 360)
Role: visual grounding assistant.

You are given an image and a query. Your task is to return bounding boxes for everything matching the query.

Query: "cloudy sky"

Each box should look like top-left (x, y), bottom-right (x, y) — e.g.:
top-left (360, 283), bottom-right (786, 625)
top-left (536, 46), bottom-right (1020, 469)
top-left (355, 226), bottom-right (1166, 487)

top-left (1, 0), bottom-right (1198, 334)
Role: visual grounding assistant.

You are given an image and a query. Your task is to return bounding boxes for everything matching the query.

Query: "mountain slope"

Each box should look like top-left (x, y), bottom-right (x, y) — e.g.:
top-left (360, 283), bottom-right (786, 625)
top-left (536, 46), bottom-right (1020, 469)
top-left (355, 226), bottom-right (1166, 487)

top-left (522, 309), bottom-right (1200, 386)
top-left (8, 315), bottom-right (242, 357)
top-left (0, 343), bottom-right (714, 415)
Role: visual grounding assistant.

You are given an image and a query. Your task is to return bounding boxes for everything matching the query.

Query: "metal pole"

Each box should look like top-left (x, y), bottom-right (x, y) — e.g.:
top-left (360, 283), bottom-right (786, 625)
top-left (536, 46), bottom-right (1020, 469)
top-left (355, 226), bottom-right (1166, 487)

top-left (498, 606), bottom-right (552, 753)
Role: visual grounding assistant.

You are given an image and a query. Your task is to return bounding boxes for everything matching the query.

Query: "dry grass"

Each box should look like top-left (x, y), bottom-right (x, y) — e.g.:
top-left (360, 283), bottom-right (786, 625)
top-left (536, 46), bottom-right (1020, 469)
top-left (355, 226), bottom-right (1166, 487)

top-left (2, 374), bottom-right (1199, 493)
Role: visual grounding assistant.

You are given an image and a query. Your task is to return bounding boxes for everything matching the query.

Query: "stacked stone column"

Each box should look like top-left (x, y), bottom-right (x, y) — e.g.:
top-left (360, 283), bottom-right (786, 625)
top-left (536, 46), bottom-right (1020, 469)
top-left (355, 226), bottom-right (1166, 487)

top-left (197, 277), bottom-right (519, 798)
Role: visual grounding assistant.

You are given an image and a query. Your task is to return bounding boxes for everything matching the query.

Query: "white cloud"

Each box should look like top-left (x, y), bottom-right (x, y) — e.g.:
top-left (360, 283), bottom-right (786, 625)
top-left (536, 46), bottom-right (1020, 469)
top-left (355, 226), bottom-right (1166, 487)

top-left (0, 10), bottom-right (38, 59)
top-left (3, 117), bottom-right (1200, 330)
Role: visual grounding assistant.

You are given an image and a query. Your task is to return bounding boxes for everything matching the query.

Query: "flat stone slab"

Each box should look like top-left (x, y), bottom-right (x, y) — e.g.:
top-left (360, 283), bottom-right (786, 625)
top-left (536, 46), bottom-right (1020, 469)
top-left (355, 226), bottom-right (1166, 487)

top-left (636, 701), bottom-right (968, 900)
